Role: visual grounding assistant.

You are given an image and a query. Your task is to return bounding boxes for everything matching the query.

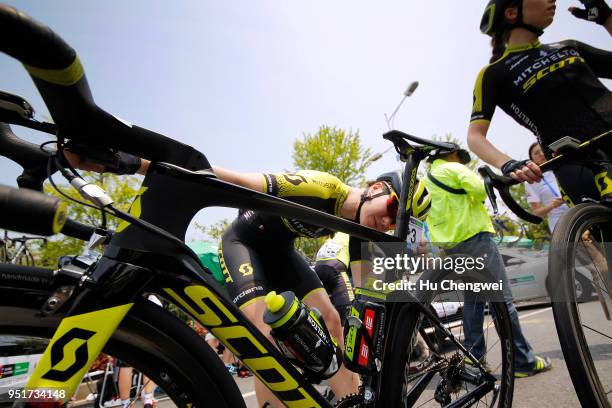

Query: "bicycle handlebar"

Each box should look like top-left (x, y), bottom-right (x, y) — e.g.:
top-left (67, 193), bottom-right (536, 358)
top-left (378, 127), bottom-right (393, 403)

top-left (0, 184), bottom-right (95, 239)
top-left (0, 4), bottom-right (209, 171)
top-left (477, 166), bottom-right (543, 224)
top-left (478, 128), bottom-right (611, 224)
top-left (0, 123), bottom-right (54, 191)
top-left (63, 217), bottom-right (97, 241)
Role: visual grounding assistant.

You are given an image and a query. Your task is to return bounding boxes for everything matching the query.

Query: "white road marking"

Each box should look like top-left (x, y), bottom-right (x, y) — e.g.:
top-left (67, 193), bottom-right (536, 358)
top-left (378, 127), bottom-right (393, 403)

top-left (518, 307), bottom-right (552, 320)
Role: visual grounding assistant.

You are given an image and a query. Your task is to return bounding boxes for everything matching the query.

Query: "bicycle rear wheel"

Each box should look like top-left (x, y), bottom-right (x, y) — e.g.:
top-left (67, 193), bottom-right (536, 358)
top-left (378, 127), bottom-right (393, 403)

top-left (379, 275), bottom-right (514, 407)
top-left (0, 297), bottom-right (246, 408)
top-left (549, 203), bottom-right (612, 408)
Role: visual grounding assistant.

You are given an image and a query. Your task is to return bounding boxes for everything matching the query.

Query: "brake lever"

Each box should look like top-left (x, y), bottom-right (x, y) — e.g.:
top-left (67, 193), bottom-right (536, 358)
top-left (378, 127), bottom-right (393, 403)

top-left (478, 167), bottom-right (499, 216)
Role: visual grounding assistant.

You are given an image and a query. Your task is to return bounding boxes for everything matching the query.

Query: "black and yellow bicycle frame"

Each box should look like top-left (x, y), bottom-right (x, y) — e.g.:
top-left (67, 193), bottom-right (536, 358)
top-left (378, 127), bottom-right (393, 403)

top-left (24, 166), bottom-right (403, 407)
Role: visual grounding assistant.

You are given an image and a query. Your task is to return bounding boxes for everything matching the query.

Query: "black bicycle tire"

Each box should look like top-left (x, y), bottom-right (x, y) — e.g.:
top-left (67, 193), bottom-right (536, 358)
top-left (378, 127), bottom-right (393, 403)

top-left (379, 299), bottom-right (514, 407)
top-left (549, 203), bottom-right (612, 408)
top-left (0, 298), bottom-right (246, 408)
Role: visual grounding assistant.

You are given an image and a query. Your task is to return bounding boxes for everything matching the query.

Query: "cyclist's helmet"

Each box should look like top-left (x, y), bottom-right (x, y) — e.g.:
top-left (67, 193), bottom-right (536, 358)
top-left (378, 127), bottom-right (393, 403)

top-left (376, 171), bottom-right (431, 223)
top-left (480, 0), bottom-right (543, 37)
top-left (428, 143), bottom-right (472, 165)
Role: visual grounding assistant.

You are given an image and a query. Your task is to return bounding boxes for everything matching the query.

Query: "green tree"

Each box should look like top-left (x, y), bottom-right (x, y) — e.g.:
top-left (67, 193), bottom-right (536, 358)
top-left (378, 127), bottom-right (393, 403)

top-left (509, 183), bottom-right (550, 246)
top-left (292, 125), bottom-right (376, 261)
top-left (292, 125), bottom-right (375, 187)
top-left (193, 219), bottom-right (231, 242)
top-left (34, 173), bottom-right (141, 267)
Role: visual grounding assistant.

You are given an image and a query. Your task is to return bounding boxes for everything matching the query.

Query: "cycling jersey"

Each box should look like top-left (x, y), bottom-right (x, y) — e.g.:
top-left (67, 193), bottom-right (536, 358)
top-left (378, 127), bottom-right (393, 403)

top-left (471, 39), bottom-right (612, 204)
top-left (471, 40), bottom-right (612, 151)
top-left (259, 170), bottom-right (351, 239)
top-left (220, 171), bottom-right (369, 309)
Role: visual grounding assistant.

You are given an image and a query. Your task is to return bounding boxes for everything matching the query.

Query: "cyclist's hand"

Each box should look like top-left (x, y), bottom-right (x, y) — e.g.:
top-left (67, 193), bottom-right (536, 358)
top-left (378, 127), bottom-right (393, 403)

top-left (569, 0), bottom-right (612, 25)
top-left (551, 197), bottom-right (565, 208)
top-left (62, 150), bottom-right (105, 173)
top-left (63, 150), bottom-right (149, 175)
top-left (501, 159), bottom-right (543, 183)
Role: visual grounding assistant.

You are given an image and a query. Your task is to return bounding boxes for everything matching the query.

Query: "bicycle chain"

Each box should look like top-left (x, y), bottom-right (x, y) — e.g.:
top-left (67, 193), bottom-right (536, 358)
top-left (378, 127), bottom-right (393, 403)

top-left (334, 393), bottom-right (362, 408)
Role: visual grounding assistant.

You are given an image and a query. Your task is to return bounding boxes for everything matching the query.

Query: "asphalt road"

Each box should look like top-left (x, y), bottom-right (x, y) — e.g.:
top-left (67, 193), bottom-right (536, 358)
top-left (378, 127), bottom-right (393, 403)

top-left (152, 302), bottom-right (609, 408)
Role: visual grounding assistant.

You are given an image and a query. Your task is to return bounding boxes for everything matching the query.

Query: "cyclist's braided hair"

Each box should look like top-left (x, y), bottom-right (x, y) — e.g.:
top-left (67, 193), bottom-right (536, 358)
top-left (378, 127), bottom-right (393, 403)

top-left (490, 31), bottom-right (508, 62)
top-left (489, 0), bottom-right (519, 63)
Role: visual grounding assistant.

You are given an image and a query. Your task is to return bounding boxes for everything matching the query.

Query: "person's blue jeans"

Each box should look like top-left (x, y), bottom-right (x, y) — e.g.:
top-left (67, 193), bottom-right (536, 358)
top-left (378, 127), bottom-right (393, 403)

top-left (446, 232), bottom-right (536, 371)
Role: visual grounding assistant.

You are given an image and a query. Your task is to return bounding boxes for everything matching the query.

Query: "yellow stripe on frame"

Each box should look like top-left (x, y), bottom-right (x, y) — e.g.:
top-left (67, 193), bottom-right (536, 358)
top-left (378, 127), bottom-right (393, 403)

top-left (24, 56), bottom-right (85, 86)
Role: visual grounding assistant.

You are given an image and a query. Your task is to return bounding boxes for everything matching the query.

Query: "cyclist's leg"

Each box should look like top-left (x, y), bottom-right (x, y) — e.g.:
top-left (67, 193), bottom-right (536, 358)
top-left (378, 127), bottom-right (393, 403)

top-left (141, 375), bottom-right (157, 407)
top-left (449, 232), bottom-right (537, 371)
top-left (314, 260), bottom-right (353, 322)
top-left (220, 229), bottom-right (280, 407)
top-left (554, 163), bottom-right (600, 206)
top-left (301, 288), bottom-right (360, 399)
top-left (287, 251), bottom-right (359, 400)
top-left (462, 301), bottom-right (486, 360)
top-left (117, 362), bottom-right (133, 407)
top-left (555, 158), bottom-right (612, 288)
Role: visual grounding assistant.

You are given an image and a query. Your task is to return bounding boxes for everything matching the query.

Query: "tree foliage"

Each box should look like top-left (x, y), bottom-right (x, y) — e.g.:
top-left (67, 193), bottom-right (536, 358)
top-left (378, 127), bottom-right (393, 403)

top-left (292, 125), bottom-right (375, 187)
top-left (291, 125), bottom-right (375, 260)
top-left (509, 183), bottom-right (550, 245)
top-left (193, 219), bottom-right (231, 242)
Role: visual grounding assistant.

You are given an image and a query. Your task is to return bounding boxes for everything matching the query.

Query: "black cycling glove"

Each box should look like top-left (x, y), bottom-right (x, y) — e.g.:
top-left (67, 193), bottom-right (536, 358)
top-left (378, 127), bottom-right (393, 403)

top-left (570, 0), bottom-right (612, 25)
top-left (64, 144), bottom-right (142, 175)
top-left (107, 151), bottom-right (142, 175)
top-left (501, 159), bottom-right (531, 176)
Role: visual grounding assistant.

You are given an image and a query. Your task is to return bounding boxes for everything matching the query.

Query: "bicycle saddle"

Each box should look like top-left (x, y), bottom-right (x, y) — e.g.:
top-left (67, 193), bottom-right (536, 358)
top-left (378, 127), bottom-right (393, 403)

top-left (383, 130), bottom-right (458, 153)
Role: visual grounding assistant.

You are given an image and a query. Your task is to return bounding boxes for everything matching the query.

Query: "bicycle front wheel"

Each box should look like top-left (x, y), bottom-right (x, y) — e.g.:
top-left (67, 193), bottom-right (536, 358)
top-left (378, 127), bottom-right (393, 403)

top-left (379, 281), bottom-right (514, 407)
top-left (550, 203), bottom-right (612, 408)
top-left (0, 297), bottom-right (246, 408)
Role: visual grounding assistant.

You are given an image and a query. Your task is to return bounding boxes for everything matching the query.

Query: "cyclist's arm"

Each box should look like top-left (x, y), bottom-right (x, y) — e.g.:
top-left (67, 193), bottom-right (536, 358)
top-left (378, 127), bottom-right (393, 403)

top-left (211, 166), bottom-right (265, 192)
top-left (64, 151), bottom-right (150, 175)
top-left (468, 66), bottom-right (514, 169)
top-left (467, 121), bottom-right (512, 169)
top-left (530, 202), bottom-right (550, 218)
top-left (348, 236), bottom-right (374, 289)
top-left (65, 153), bottom-right (262, 189)
top-left (349, 260), bottom-right (371, 289)
top-left (570, 40), bottom-right (612, 78)
top-left (467, 122), bottom-right (541, 183)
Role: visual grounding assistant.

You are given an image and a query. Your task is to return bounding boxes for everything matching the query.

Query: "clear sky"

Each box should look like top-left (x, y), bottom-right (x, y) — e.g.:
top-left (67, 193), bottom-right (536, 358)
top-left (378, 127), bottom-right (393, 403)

top-left (1, 1), bottom-right (610, 239)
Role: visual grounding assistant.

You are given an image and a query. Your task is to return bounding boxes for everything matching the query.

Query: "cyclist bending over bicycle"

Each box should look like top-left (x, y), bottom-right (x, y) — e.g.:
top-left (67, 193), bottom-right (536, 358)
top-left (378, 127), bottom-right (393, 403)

top-left (66, 152), bottom-right (429, 407)
top-left (214, 166), bottom-right (431, 408)
top-left (314, 174), bottom-right (431, 324)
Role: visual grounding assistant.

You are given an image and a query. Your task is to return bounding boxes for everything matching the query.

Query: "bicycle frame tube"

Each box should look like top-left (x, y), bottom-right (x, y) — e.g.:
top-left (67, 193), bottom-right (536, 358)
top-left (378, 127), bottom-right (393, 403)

top-left (395, 150), bottom-right (426, 241)
top-left (24, 164), bottom-right (405, 406)
top-left (9, 242), bottom-right (25, 264)
top-left (158, 262), bottom-right (333, 408)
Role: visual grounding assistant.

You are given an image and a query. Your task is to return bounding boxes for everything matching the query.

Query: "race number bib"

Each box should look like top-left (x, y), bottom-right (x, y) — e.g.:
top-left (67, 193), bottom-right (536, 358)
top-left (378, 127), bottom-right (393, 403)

top-left (316, 241), bottom-right (343, 261)
top-left (406, 217), bottom-right (424, 253)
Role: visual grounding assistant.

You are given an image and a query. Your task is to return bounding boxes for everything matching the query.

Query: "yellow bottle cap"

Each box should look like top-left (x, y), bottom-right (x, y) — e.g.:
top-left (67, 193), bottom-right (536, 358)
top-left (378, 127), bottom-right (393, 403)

top-left (265, 291), bottom-right (286, 313)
